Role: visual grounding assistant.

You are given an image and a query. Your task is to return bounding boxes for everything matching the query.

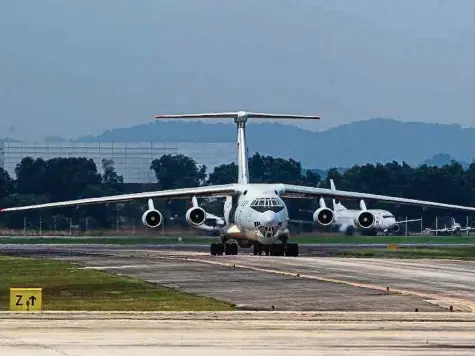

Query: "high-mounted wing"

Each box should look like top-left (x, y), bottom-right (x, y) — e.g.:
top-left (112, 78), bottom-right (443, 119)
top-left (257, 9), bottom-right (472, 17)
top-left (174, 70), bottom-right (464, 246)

top-left (0, 184), bottom-right (236, 213)
top-left (280, 184), bottom-right (475, 212)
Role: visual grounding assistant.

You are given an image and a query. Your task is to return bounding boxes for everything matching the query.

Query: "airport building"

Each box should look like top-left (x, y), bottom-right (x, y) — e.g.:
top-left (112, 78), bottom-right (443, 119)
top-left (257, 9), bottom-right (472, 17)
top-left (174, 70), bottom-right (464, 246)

top-left (0, 141), bottom-right (236, 183)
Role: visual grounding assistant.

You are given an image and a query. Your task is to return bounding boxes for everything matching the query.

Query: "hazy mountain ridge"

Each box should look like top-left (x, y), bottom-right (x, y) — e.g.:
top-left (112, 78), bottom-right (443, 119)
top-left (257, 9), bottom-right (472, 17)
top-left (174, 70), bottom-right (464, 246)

top-left (74, 118), bottom-right (474, 169)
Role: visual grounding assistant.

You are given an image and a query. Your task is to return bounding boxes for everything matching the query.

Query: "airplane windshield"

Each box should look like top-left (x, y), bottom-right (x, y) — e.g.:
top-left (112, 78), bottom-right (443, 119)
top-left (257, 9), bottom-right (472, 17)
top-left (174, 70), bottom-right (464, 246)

top-left (383, 214), bottom-right (394, 218)
top-left (250, 198), bottom-right (284, 213)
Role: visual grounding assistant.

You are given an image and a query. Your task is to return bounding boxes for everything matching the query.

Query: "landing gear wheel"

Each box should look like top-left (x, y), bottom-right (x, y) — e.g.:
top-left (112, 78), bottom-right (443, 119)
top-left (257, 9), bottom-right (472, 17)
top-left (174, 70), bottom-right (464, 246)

top-left (225, 243), bottom-right (238, 255)
top-left (285, 243), bottom-right (299, 257)
top-left (253, 245), bottom-right (262, 256)
top-left (270, 244), bottom-right (285, 256)
top-left (210, 243), bottom-right (218, 256)
top-left (210, 242), bottom-right (225, 256)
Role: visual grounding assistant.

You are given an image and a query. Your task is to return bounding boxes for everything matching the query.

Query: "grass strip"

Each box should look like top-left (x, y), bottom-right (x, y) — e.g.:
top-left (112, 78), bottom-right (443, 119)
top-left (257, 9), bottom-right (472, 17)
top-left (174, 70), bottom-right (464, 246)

top-left (0, 256), bottom-right (234, 311)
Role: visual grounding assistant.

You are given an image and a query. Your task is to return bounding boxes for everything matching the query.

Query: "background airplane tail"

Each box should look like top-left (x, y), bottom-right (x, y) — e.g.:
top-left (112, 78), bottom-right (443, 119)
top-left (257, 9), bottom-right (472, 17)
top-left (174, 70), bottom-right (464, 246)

top-left (329, 179), bottom-right (347, 211)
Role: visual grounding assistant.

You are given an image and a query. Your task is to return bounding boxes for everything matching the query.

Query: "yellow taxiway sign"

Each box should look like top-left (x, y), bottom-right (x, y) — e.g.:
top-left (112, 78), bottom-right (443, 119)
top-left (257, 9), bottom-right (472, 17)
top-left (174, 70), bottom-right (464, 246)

top-left (9, 288), bottom-right (42, 312)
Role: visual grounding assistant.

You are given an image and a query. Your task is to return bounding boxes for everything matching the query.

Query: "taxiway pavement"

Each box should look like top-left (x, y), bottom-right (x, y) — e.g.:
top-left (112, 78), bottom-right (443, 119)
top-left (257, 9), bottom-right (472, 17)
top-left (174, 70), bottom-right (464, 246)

top-left (1, 311), bottom-right (475, 355)
top-left (1, 244), bottom-right (474, 312)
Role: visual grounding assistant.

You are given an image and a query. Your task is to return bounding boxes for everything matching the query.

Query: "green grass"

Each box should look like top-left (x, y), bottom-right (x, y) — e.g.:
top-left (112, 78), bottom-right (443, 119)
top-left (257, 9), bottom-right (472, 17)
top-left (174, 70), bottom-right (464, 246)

top-left (1, 234), bottom-right (474, 245)
top-left (0, 256), bottom-right (234, 311)
top-left (330, 247), bottom-right (475, 260)
top-left (0, 236), bottom-right (218, 245)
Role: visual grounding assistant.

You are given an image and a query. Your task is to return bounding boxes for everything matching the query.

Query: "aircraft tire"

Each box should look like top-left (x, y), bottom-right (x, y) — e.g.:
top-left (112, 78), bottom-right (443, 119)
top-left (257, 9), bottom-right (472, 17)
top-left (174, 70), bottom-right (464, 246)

top-left (210, 243), bottom-right (218, 256)
top-left (285, 243), bottom-right (299, 257)
top-left (225, 243), bottom-right (238, 255)
top-left (210, 242), bottom-right (225, 256)
top-left (253, 245), bottom-right (262, 256)
top-left (270, 244), bottom-right (285, 256)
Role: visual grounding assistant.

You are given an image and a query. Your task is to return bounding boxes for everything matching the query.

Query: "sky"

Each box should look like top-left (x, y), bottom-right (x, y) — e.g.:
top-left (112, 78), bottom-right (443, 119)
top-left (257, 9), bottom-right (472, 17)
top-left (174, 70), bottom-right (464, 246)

top-left (0, 0), bottom-right (474, 140)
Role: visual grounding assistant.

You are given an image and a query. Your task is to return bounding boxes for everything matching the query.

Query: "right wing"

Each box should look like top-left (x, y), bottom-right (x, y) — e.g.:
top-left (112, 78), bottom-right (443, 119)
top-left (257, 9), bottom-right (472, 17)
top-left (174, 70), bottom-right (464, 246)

top-left (280, 184), bottom-right (475, 212)
top-left (0, 184), bottom-right (237, 213)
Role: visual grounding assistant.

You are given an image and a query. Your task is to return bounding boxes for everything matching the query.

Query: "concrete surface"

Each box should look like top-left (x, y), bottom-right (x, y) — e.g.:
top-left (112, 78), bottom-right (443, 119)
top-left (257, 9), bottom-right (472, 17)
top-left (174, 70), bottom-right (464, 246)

top-left (2, 245), bottom-right (475, 312)
top-left (2, 245), bottom-right (475, 355)
top-left (69, 254), bottom-right (444, 312)
top-left (60, 247), bottom-right (475, 312)
top-left (1, 311), bottom-right (474, 355)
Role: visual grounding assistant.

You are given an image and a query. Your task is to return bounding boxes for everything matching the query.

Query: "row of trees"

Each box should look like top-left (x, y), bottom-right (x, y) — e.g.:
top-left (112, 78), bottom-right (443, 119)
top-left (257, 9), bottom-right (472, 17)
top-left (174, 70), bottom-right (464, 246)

top-left (0, 153), bottom-right (474, 230)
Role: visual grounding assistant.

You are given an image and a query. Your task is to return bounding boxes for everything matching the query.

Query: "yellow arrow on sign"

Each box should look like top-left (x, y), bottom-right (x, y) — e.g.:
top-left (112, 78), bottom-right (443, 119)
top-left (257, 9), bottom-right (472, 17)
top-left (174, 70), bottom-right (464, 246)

top-left (9, 288), bottom-right (43, 312)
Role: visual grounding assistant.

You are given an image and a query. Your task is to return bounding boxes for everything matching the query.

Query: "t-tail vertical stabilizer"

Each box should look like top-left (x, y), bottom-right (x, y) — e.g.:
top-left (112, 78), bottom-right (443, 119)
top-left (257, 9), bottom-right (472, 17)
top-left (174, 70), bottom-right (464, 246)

top-left (330, 179), bottom-right (347, 211)
top-left (154, 111), bottom-right (320, 185)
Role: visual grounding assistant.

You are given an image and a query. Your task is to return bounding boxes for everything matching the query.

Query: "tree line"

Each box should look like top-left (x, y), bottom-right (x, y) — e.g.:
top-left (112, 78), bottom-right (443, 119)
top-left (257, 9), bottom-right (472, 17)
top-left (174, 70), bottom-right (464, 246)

top-left (0, 153), bottom-right (474, 230)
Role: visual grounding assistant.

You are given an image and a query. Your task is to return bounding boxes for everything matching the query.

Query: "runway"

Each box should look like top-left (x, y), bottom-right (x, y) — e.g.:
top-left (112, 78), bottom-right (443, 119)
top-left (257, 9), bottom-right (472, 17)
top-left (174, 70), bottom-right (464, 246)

top-left (2, 244), bottom-right (475, 354)
top-left (1, 311), bottom-right (475, 355)
top-left (2, 244), bottom-right (475, 312)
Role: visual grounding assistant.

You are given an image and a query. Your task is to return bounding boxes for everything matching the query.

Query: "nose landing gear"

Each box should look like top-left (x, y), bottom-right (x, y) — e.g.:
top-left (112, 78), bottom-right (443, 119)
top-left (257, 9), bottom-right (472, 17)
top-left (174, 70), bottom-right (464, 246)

top-left (210, 240), bottom-right (238, 256)
top-left (253, 243), bottom-right (299, 257)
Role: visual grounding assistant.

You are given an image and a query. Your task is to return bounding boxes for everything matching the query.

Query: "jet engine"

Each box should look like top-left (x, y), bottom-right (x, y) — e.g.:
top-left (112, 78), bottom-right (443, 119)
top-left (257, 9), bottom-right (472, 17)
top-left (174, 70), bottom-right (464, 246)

top-left (354, 211), bottom-right (375, 229)
top-left (186, 206), bottom-right (207, 226)
top-left (390, 223), bottom-right (400, 233)
top-left (141, 209), bottom-right (163, 228)
top-left (313, 207), bottom-right (335, 226)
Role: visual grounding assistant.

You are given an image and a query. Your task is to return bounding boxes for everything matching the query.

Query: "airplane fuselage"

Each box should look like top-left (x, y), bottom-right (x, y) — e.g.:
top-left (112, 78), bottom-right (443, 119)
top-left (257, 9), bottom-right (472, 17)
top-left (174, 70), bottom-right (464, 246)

top-left (222, 184), bottom-right (290, 245)
top-left (334, 208), bottom-right (397, 233)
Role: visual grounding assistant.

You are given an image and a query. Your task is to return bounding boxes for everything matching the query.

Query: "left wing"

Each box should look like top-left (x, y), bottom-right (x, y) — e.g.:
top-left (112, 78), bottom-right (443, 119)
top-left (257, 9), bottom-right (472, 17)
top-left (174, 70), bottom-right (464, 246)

top-left (280, 184), bottom-right (475, 212)
top-left (0, 184), bottom-right (236, 213)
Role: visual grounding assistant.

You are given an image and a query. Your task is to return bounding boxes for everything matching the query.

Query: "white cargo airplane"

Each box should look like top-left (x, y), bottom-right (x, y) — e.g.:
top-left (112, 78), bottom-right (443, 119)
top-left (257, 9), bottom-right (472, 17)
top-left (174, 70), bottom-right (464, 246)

top-left (2, 111), bottom-right (475, 257)
top-left (326, 179), bottom-right (422, 236)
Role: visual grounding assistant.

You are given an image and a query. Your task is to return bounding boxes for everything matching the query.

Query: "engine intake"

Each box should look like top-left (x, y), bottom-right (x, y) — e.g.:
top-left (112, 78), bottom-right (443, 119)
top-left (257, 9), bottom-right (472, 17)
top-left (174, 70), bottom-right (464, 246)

top-left (355, 211), bottom-right (375, 229)
top-left (313, 207), bottom-right (335, 226)
top-left (141, 209), bottom-right (163, 228)
top-left (186, 207), bottom-right (207, 226)
top-left (390, 223), bottom-right (400, 233)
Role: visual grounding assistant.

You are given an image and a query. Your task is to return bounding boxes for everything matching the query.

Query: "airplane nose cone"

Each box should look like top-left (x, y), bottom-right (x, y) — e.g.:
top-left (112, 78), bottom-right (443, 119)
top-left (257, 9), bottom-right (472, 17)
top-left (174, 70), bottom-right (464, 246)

top-left (261, 210), bottom-right (277, 226)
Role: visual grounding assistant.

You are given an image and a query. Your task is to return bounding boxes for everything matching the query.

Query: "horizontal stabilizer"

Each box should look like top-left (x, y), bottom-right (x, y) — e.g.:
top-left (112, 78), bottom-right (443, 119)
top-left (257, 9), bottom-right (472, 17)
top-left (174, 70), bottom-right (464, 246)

top-left (154, 111), bottom-right (320, 120)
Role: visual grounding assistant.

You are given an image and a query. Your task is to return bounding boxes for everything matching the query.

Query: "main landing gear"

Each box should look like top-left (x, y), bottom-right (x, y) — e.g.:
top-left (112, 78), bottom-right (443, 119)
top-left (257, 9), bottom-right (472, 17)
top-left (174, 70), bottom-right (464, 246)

top-left (210, 241), bottom-right (238, 256)
top-left (253, 243), bottom-right (299, 257)
top-left (209, 238), bottom-right (299, 257)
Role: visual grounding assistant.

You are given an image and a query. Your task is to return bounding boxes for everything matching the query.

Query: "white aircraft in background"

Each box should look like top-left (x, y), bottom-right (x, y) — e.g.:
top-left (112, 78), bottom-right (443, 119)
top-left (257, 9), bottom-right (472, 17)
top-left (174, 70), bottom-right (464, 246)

top-left (326, 179), bottom-right (422, 236)
top-left (295, 179), bottom-right (422, 235)
top-left (425, 218), bottom-right (475, 236)
top-left (2, 111), bottom-right (475, 257)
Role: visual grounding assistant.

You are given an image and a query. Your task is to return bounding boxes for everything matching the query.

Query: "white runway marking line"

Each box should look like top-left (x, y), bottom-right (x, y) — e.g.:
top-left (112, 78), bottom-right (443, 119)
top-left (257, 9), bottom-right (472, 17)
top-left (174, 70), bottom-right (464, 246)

top-left (79, 264), bottom-right (160, 270)
top-left (151, 254), bottom-right (475, 313)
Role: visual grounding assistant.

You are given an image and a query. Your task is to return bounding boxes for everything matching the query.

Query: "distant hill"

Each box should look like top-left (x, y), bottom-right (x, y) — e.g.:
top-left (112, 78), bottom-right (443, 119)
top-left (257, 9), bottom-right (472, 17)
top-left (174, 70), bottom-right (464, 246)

top-left (76, 118), bottom-right (475, 169)
top-left (422, 154), bottom-right (471, 169)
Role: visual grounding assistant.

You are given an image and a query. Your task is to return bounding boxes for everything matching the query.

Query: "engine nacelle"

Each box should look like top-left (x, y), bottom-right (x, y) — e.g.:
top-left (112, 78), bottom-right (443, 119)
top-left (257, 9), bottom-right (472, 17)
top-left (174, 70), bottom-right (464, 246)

top-left (186, 207), bottom-right (207, 226)
top-left (313, 207), bottom-right (335, 226)
top-left (141, 209), bottom-right (163, 228)
top-left (390, 223), bottom-right (400, 233)
top-left (354, 211), bottom-right (375, 229)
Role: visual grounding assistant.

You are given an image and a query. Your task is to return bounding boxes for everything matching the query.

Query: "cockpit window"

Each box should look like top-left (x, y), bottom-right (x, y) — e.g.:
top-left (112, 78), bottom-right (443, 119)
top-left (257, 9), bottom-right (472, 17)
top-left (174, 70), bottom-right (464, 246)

top-left (383, 214), bottom-right (394, 218)
top-left (250, 197), bottom-right (284, 212)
